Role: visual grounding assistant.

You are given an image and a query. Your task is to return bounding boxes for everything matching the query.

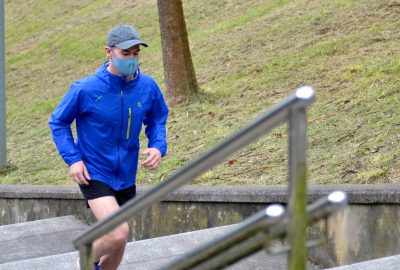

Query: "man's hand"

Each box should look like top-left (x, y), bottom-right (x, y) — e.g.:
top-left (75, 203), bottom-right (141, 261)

top-left (141, 148), bottom-right (162, 170)
top-left (69, 161), bottom-right (91, 185)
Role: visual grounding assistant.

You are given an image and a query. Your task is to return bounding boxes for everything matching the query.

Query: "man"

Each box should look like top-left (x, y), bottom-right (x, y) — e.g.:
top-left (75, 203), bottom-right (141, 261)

top-left (49, 24), bottom-right (169, 270)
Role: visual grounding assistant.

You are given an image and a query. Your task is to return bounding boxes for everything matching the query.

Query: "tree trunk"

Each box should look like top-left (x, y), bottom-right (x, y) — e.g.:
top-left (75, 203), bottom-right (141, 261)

top-left (157, 0), bottom-right (199, 106)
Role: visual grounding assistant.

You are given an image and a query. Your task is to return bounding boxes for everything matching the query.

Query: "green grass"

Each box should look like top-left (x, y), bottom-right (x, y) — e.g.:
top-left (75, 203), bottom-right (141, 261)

top-left (1, 0), bottom-right (399, 186)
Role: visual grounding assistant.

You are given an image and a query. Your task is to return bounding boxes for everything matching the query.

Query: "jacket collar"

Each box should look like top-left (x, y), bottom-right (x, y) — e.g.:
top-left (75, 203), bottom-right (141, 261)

top-left (96, 61), bottom-right (140, 92)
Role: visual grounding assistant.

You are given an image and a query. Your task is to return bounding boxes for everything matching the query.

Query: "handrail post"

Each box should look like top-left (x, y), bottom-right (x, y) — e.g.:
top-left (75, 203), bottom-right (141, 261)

top-left (287, 87), bottom-right (313, 270)
top-left (79, 244), bottom-right (94, 270)
top-left (0, 0), bottom-right (6, 168)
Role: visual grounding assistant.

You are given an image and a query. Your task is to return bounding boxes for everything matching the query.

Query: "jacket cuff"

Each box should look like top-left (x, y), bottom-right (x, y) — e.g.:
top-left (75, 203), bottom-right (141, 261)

top-left (66, 156), bottom-right (82, 167)
top-left (149, 144), bottom-right (166, 157)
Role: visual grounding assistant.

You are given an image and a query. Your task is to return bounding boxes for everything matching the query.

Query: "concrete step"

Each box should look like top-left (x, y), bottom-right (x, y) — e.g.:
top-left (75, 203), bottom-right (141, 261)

top-left (327, 254), bottom-right (400, 270)
top-left (0, 224), bottom-right (319, 270)
top-left (0, 215), bottom-right (88, 264)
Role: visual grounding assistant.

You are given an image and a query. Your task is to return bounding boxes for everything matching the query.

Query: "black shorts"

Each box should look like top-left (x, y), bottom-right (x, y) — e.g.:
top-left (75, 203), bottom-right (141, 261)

top-left (79, 180), bottom-right (136, 208)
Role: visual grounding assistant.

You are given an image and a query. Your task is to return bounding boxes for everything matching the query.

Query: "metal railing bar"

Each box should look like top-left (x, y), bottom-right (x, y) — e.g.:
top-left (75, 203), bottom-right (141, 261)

top-left (190, 232), bottom-right (271, 270)
top-left (74, 87), bottom-right (316, 248)
top-left (163, 204), bottom-right (286, 270)
top-left (288, 107), bottom-right (308, 270)
top-left (306, 191), bottom-right (348, 223)
top-left (168, 190), bottom-right (347, 270)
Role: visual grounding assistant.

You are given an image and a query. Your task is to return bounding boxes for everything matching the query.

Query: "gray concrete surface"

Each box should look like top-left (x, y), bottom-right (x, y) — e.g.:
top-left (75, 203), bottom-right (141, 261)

top-left (1, 184), bottom-right (399, 203)
top-left (308, 204), bottom-right (400, 268)
top-left (0, 224), bottom-right (319, 270)
top-left (0, 215), bottom-right (87, 263)
top-left (327, 254), bottom-right (400, 270)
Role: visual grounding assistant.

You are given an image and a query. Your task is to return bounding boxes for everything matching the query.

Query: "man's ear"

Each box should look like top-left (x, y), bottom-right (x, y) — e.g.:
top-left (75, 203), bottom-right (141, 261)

top-left (105, 46), bottom-right (112, 58)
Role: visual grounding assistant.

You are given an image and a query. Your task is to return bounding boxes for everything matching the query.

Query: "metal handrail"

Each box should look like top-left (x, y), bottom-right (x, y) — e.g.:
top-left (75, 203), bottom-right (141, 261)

top-left (164, 191), bottom-right (347, 270)
top-left (74, 86), bottom-right (316, 270)
top-left (162, 204), bottom-right (287, 270)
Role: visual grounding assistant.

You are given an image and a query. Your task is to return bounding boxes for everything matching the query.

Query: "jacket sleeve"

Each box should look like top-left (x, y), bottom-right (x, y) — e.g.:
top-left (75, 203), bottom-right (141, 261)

top-left (48, 84), bottom-right (82, 166)
top-left (143, 83), bottom-right (169, 157)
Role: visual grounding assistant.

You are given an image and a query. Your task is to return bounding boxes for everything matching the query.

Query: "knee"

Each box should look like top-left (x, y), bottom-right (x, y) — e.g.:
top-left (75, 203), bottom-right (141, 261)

top-left (109, 223), bottom-right (129, 249)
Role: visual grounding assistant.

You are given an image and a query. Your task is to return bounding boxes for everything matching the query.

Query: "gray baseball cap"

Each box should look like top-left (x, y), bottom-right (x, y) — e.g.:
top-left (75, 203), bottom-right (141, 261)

top-left (106, 24), bottom-right (148, 49)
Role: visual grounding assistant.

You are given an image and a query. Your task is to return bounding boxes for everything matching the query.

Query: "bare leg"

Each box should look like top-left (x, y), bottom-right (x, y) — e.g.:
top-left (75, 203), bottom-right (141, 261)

top-left (88, 196), bottom-right (130, 270)
top-left (98, 219), bottom-right (133, 269)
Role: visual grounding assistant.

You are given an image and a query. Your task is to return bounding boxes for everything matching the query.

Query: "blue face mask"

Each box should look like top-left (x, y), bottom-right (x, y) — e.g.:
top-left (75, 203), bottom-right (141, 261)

top-left (111, 51), bottom-right (139, 76)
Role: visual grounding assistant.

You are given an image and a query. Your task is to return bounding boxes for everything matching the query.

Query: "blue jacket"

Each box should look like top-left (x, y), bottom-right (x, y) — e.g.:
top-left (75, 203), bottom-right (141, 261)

top-left (49, 62), bottom-right (169, 190)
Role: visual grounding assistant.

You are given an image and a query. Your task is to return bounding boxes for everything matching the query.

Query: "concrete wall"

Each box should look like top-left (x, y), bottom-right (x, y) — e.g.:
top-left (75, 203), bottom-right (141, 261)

top-left (0, 184), bottom-right (399, 268)
top-left (309, 204), bottom-right (400, 267)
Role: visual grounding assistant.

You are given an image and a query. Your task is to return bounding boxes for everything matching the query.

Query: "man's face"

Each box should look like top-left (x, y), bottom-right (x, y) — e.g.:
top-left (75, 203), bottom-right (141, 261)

top-left (106, 44), bottom-right (141, 60)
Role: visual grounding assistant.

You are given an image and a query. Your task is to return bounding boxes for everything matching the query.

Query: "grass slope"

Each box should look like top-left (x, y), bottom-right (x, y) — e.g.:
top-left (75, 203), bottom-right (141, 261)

top-left (1, 0), bottom-right (399, 186)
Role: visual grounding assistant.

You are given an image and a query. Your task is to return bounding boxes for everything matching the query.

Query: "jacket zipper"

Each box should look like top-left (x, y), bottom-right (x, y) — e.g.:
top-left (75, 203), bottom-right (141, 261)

top-left (126, 107), bottom-right (132, 140)
top-left (116, 89), bottom-right (124, 187)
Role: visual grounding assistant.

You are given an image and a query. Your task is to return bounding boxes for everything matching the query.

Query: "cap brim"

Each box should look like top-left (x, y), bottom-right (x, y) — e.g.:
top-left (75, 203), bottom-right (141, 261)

top-left (115, 39), bottom-right (148, 50)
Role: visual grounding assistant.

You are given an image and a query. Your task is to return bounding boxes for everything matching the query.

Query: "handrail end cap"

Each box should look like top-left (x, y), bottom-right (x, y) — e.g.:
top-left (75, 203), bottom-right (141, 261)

top-left (296, 86), bottom-right (315, 100)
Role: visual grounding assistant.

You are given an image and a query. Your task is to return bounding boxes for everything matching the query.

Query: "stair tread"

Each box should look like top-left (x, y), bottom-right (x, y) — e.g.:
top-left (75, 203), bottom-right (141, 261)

top-left (0, 224), bottom-right (319, 270)
top-left (0, 216), bottom-right (87, 263)
top-left (0, 215), bottom-right (86, 241)
top-left (327, 254), bottom-right (400, 270)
